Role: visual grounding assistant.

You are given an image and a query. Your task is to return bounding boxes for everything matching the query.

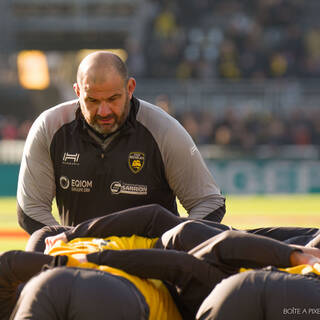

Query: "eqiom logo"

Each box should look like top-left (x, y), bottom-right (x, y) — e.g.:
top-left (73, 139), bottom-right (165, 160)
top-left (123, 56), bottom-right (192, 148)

top-left (110, 181), bottom-right (147, 195)
top-left (60, 176), bottom-right (70, 189)
top-left (59, 176), bottom-right (93, 193)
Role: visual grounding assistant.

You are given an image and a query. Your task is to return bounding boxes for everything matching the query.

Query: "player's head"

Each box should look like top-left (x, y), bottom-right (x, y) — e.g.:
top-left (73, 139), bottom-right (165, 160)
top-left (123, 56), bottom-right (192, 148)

top-left (73, 51), bottom-right (136, 135)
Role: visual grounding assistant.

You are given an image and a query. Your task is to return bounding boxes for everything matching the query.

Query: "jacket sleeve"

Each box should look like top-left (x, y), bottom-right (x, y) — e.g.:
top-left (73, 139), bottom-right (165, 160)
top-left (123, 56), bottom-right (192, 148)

top-left (200, 203), bottom-right (226, 223)
top-left (17, 204), bottom-right (47, 235)
top-left (17, 112), bottom-right (59, 234)
top-left (65, 204), bottom-right (185, 241)
top-left (160, 121), bottom-right (226, 221)
top-left (0, 250), bottom-right (53, 319)
top-left (190, 230), bottom-right (300, 271)
top-left (137, 100), bottom-right (226, 222)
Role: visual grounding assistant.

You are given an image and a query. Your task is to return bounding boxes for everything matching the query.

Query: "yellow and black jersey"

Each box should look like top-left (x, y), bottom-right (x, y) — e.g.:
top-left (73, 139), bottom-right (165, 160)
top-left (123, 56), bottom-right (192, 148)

top-left (241, 264), bottom-right (320, 278)
top-left (280, 264), bottom-right (320, 277)
top-left (47, 234), bottom-right (182, 320)
top-left (47, 234), bottom-right (159, 255)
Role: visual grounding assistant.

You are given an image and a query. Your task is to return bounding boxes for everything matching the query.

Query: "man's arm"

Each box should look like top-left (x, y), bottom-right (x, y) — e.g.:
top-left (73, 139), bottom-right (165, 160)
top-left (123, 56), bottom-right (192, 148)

top-left (162, 124), bottom-right (226, 222)
top-left (48, 205), bottom-right (231, 250)
top-left (17, 204), bottom-right (47, 235)
top-left (137, 100), bottom-right (226, 222)
top-left (64, 204), bottom-right (184, 241)
top-left (198, 202), bottom-right (226, 223)
top-left (0, 250), bottom-right (53, 319)
top-left (87, 249), bottom-right (220, 287)
top-left (189, 230), bottom-right (303, 270)
top-left (17, 112), bottom-right (59, 234)
top-left (168, 137), bottom-right (226, 222)
top-left (86, 234), bottom-right (318, 289)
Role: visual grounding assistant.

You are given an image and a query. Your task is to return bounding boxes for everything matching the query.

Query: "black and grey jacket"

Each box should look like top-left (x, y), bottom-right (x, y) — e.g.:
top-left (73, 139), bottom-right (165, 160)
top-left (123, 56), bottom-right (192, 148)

top-left (17, 97), bottom-right (225, 234)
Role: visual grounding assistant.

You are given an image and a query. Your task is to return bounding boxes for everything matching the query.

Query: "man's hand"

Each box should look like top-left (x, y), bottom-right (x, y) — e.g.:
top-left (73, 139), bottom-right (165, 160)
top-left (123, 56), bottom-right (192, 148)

top-left (72, 254), bottom-right (88, 264)
top-left (290, 251), bottom-right (320, 267)
top-left (300, 246), bottom-right (320, 259)
top-left (45, 233), bottom-right (67, 253)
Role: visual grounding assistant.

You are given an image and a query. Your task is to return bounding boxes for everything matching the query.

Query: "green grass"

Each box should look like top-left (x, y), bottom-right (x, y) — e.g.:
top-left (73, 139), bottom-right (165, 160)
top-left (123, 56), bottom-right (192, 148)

top-left (178, 194), bottom-right (320, 228)
top-left (0, 197), bottom-right (59, 251)
top-left (0, 197), bottom-right (20, 229)
top-left (1, 195), bottom-right (320, 251)
top-left (226, 194), bottom-right (320, 216)
top-left (0, 239), bottom-right (27, 251)
top-left (222, 194), bottom-right (320, 229)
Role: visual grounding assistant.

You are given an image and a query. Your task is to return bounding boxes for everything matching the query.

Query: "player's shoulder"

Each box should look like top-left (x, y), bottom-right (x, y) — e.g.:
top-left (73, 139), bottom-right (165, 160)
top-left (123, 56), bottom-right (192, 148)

top-left (30, 99), bottom-right (79, 141)
top-left (137, 98), bottom-right (182, 132)
top-left (36, 99), bottom-right (78, 128)
top-left (136, 98), bottom-right (194, 152)
top-left (41, 99), bottom-right (78, 121)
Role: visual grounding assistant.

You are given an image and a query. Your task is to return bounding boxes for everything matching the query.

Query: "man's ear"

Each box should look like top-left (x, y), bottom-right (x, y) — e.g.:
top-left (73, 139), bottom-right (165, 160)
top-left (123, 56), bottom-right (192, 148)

top-left (127, 77), bottom-right (136, 99)
top-left (73, 83), bottom-right (80, 97)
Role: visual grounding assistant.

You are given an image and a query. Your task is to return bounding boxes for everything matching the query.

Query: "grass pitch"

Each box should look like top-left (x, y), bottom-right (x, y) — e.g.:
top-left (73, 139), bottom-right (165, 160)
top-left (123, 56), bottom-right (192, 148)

top-left (222, 194), bottom-right (320, 228)
top-left (0, 195), bottom-right (319, 251)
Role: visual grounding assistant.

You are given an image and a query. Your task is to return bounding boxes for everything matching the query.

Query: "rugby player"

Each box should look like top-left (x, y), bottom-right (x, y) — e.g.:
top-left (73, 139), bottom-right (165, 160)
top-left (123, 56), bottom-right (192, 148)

top-left (18, 204), bottom-right (320, 319)
top-left (3, 227), bottom-right (318, 320)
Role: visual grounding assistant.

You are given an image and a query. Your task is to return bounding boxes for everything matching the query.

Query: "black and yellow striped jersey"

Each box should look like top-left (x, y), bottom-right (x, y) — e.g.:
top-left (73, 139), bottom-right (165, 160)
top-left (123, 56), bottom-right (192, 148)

top-left (47, 234), bottom-right (182, 320)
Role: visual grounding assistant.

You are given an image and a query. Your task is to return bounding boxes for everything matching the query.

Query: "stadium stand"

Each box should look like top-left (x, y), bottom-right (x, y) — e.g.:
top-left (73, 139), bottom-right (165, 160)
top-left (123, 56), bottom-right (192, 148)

top-left (1, 0), bottom-right (320, 153)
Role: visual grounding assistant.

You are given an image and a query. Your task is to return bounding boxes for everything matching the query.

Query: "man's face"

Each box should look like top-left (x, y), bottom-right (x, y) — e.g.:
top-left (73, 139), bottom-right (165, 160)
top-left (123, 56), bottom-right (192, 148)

top-left (74, 73), bottom-right (136, 135)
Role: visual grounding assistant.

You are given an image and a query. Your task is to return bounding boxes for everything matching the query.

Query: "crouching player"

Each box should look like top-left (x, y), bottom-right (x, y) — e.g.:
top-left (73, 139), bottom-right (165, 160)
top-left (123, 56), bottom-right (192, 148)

top-left (3, 234), bottom-right (182, 319)
top-left (19, 205), bottom-right (320, 320)
top-left (196, 265), bottom-right (320, 320)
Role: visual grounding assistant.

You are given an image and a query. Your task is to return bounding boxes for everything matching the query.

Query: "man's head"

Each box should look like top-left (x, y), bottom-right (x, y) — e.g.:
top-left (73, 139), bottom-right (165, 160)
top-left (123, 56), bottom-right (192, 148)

top-left (73, 51), bottom-right (136, 135)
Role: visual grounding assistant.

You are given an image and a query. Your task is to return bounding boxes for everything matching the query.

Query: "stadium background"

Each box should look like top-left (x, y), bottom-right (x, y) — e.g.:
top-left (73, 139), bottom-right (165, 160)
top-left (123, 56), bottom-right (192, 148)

top-left (1, 0), bottom-right (320, 250)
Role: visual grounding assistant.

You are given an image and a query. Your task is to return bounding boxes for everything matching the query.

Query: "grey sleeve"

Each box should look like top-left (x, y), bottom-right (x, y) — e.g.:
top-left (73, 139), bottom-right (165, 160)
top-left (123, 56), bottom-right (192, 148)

top-left (17, 112), bottom-right (59, 229)
top-left (137, 100), bottom-right (225, 220)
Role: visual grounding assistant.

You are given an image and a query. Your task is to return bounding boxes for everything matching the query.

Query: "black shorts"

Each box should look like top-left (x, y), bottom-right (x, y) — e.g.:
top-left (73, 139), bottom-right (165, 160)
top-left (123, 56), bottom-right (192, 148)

top-left (197, 269), bottom-right (320, 320)
top-left (11, 267), bottom-right (149, 320)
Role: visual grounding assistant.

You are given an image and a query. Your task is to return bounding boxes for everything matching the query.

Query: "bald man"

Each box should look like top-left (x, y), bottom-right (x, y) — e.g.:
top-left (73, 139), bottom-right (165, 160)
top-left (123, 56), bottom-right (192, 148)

top-left (17, 51), bottom-right (225, 234)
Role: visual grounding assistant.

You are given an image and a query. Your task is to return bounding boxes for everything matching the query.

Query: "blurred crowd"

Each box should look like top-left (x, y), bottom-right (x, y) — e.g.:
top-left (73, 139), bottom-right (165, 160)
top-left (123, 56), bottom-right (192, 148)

top-left (2, 0), bottom-right (320, 149)
top-left (177, 107), bottom-right (320, 149)
top-left (3, 100), bottom-right (320, 149)
top-left (154, 95), bottom-right (320, 149)
top-left (128, 0), bottom-right (320, 80)
top-left (0, 115), bottom-right (32, 140)
top-left (124, 0), bottom-right (320, 149)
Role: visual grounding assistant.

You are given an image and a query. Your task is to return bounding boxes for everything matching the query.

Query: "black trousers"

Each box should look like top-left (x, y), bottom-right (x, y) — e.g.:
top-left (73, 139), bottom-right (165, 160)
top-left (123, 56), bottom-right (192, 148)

top-left (196, 270), bottom-right (320, 320)
top-left (160, 219), bottom-right (320, 252)
top-left (26, 218), bottom-right (320, 254)
top-left (26, 225), bottom-right (72, 252)
top-left (10, 267), bottom-right (149, 320)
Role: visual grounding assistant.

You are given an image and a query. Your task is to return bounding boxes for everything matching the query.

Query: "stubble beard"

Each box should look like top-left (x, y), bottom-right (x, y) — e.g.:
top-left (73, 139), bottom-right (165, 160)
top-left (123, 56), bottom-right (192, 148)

top-left (90, 95), bottom-right (131, 135)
